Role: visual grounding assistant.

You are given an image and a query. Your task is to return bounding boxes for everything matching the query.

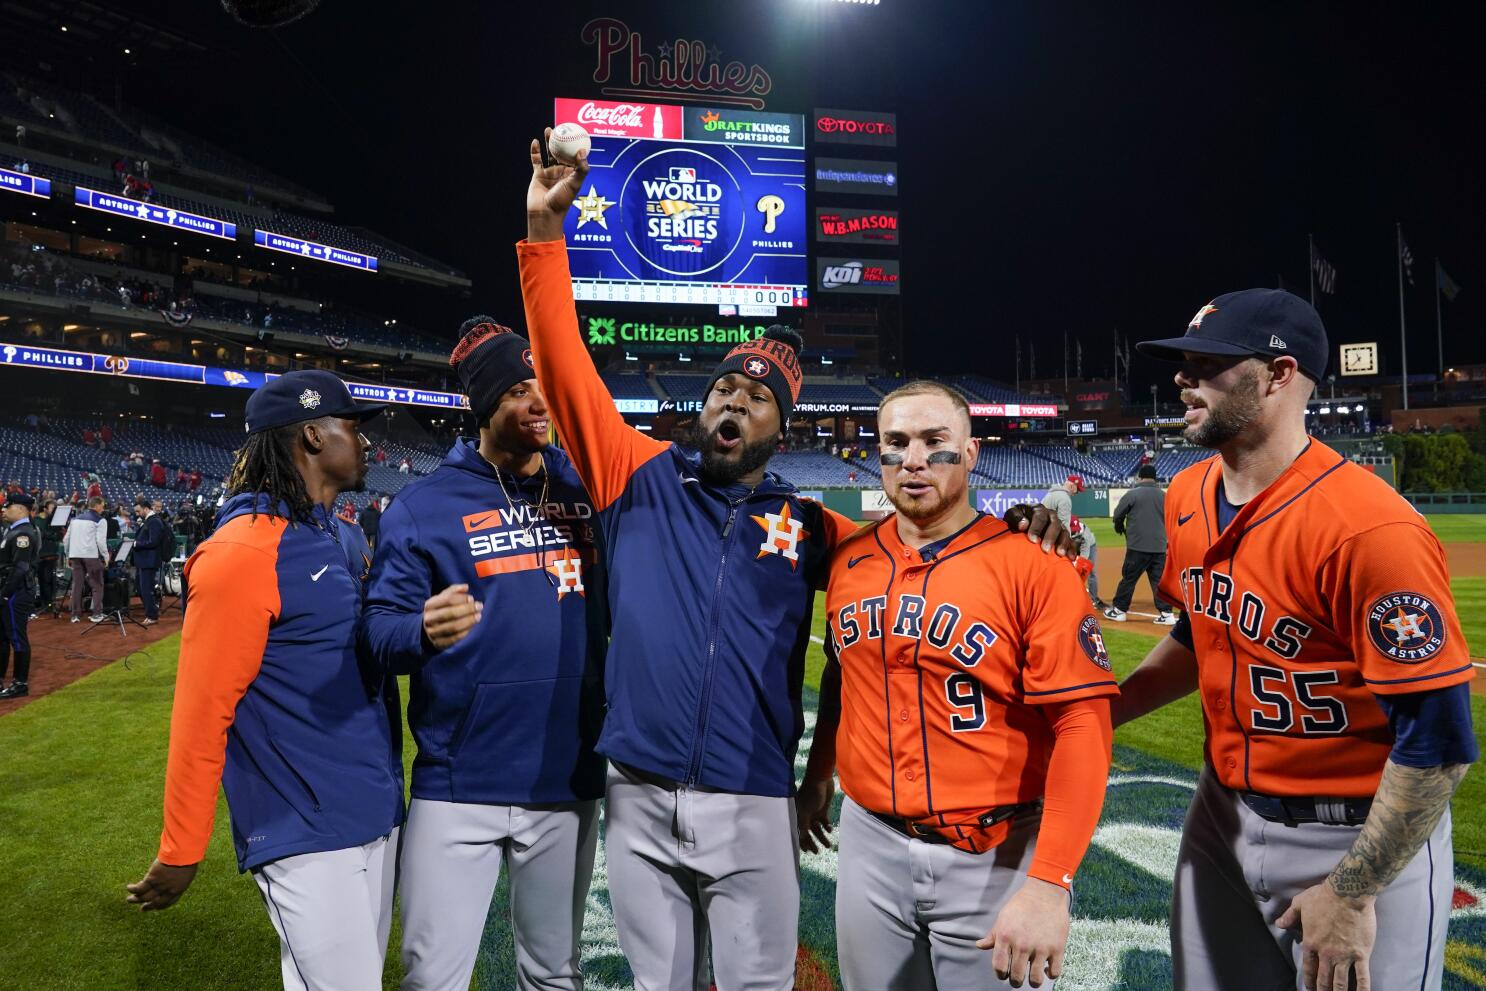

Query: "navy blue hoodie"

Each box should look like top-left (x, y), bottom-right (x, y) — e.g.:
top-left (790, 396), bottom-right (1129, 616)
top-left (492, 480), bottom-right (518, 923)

top-left (359, 440), bottom-right (606, 804)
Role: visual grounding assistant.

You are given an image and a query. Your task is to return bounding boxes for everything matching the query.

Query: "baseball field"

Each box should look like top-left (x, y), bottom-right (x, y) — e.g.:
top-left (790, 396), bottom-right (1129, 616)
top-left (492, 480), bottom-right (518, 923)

top-left (1, 515), bottom-right (1483, 990)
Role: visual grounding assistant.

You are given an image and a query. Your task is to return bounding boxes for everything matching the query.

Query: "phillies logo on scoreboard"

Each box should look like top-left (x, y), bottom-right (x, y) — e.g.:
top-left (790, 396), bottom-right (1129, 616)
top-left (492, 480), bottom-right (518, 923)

top-left (624, 148), bottom-right (743, 275)
top-left (554, 97), bottom-right (683, 139)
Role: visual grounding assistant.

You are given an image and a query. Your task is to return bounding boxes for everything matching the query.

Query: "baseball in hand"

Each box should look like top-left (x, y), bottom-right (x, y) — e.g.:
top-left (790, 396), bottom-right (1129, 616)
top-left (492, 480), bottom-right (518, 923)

top-left (548, 123), bottom-right (591, 165)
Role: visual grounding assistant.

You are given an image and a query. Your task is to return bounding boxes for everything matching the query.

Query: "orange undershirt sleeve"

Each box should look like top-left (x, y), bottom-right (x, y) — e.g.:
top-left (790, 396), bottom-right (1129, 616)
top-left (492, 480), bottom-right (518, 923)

top-left (1026, 697), bottom-right (1113, 889)
top-left (517, 238), bottom-right (669, 511)
top-left (157, 528), bottom-right (280, 866)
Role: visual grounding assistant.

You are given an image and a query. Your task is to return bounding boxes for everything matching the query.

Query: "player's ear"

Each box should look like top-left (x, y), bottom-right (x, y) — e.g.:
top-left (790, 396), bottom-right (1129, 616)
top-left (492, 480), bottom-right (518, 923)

top-left (965, 435), bottom-right (980, 466)
top-left (1268, 356), bottom-right (1302, 395)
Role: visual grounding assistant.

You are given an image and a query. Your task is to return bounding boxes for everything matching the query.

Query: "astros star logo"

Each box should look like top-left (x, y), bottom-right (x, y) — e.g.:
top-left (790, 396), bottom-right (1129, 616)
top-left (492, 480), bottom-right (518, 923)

top-left (546, 548), bottom-right (586, 599)
top-left (573, 186), bottom-right (614, 229)
top-left (744, 356), bottom-right (769, 379)
top-left (751, 503), bottom-right (809, 567)
top-left (1383, 608), bottom-right (1429, 643)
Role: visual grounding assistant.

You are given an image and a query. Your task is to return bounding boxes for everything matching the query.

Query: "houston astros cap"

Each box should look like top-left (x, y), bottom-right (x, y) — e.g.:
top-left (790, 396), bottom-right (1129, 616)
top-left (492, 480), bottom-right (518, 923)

top-left (244, 369), bottom-right (387, 434)
top-left (1137, 289), bottom-right (1328, 381)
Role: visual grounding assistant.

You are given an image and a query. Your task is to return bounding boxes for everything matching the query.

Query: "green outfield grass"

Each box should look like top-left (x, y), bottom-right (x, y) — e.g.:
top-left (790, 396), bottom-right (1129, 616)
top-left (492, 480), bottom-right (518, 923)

top-left (2, 607), bottom-right (1482, 989)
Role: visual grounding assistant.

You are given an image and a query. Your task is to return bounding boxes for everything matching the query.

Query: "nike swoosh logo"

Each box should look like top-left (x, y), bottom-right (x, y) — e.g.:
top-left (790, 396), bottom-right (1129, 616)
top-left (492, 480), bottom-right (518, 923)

top-left (310, 565), bottom-right (329, 581)
top-left (847, 554), bottom-right (873, 569)
top-left (1178, 513), bottom-right (1194, 526)
top-left (679, 473), bottom-right (700, 485)
top-left (1063, 873), bottom-right (1074, 885)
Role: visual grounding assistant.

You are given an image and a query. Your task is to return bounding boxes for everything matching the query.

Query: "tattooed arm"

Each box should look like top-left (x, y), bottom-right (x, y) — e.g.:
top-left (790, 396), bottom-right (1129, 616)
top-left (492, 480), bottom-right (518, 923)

top-left (1328, 760), bottom-right (1469, 897)
top-left (1275, 759), bottom-right (1470, 990)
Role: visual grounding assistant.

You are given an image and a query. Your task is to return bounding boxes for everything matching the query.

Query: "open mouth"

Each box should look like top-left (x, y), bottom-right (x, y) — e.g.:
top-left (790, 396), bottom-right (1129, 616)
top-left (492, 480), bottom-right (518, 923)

top-left (522, 418), bottom-right (550, 434)
top-left (1182, 393), bottom-right (1206, 424)
top-left (899, 478), bottom-right (933, 497)
top-left (715, 418), bottom-right (742, 452)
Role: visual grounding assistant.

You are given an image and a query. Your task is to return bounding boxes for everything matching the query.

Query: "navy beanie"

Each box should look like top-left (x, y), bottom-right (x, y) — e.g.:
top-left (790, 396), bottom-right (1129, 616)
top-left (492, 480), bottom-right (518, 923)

top-left (450, 316), bottom-right (536, 423)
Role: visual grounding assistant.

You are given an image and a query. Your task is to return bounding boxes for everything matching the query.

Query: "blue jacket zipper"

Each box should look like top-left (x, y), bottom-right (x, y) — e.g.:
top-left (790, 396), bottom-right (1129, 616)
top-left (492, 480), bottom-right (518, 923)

top-left (684, 494), bottom-right (748, 786)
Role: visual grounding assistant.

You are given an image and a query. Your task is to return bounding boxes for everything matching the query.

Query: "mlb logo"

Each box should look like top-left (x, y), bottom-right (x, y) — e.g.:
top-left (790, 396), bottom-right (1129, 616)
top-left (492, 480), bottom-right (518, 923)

top-left (669, 167), bottom-right (696, 183)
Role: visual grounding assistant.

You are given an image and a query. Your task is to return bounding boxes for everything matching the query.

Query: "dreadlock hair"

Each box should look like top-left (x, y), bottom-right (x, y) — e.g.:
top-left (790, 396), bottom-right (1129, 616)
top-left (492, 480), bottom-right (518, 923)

top-left (226, 421), bottom-right (316, 524)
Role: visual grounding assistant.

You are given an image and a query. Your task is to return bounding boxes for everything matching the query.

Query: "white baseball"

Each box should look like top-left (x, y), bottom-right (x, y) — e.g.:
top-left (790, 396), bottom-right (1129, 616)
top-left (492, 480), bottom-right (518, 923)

top-left (548, 122), bottom-right (591, 165)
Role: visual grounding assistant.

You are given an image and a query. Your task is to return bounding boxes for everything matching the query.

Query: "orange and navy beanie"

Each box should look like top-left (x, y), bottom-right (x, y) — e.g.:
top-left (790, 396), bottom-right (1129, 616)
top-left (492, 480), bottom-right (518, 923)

top-left (705, 325), bottom-right (804, 428)
top-left (449, 315), bottom-right (535, 423)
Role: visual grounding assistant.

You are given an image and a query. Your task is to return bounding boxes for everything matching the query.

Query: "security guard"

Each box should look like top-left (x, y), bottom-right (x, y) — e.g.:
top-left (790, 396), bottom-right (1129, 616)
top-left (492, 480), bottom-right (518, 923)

top-left (0, 492), bottom-right (41, 699)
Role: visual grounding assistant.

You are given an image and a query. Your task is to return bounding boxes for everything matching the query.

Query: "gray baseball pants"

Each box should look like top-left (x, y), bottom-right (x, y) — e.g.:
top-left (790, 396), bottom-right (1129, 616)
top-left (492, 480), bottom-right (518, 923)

top-left (603, 761), bottom-right (800, 991)
top-left (1173, 765), bottom-right (1453, 990)
top-left (398, 797), bottom-right (600, 991)
top-left (835, 795), bottom-right (1058, 990)
top-left (251, 827), bottom-right (399, 991)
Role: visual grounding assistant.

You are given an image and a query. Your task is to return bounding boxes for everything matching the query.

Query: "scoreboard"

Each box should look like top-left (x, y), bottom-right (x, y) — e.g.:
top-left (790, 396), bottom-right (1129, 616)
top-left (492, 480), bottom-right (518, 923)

top-left (556, 98), bottom-right (809, 308)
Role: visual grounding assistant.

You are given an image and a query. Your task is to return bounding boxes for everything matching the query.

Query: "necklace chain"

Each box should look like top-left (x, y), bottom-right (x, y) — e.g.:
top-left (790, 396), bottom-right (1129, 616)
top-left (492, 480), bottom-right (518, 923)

top-left (484, 450), bottom-right (556, 585)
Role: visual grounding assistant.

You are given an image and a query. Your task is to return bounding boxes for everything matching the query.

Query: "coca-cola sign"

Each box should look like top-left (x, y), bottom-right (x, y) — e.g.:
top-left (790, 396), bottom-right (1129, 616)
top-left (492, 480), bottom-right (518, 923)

top-left (554, 98), bottom-right (684, 140)
top-left (582, 17), bottom-right (774, 109)
top-left (814, 108), bottom-right (898, 147)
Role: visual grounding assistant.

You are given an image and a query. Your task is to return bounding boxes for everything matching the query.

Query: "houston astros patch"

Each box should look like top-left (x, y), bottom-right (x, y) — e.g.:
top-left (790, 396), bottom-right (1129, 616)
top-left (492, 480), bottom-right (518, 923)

top-left (1367, 591), bottom-right (1447, 663)
top-left (1079, 615), bottom-right (1111, 671)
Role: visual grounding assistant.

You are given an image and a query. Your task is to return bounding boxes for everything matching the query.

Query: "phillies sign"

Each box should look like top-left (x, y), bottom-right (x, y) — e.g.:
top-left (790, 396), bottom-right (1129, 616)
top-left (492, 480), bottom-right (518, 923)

top-left (582, 17), bottom-right (773, 109)
top-left (814, 108), bottom-right (898, 147)
top-left (554, 97), bottom-right (684, 139)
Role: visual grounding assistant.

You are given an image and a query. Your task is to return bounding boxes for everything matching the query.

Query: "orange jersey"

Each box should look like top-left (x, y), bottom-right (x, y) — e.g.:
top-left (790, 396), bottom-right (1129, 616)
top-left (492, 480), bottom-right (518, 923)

top-left (1160, 439), bottom-right (1474, 798)
top-left (827, 514), bottom-right (1117, 866)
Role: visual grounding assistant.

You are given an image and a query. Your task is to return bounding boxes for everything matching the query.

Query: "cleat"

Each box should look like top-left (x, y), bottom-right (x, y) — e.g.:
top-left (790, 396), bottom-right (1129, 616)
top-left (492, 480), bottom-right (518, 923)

top-left (1153, 612), bottom-right (1178, 626)
top-left (1102, 607), bottom-right (1127, 622)
top-left (0, 681), bottom-right (29, 700)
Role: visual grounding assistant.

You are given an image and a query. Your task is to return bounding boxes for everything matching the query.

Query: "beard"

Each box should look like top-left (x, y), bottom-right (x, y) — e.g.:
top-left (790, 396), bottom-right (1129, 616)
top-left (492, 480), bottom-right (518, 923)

top-left (1184, 367), bottom-right (1263, 448)
top-left (889, 479), bottom-right (959, 523)
top-left (684, 418), bottom-right (776, 485)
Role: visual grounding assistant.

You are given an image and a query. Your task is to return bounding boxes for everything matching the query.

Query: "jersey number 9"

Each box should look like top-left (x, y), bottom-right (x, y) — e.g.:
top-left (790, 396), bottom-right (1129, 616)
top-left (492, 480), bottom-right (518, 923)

top-left (945, 673), bottom-right (986, 732)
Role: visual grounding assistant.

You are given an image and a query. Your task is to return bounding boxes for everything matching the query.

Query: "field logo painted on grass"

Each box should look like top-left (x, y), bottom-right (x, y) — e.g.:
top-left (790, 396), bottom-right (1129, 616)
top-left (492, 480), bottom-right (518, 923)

top-left (472, 705), bottom-right (1486, 990)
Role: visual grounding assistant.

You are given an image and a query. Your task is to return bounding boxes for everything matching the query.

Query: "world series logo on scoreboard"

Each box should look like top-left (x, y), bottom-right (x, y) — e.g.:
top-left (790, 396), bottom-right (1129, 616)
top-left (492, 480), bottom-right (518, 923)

top-left (558, 97), bottom-right (808, 308)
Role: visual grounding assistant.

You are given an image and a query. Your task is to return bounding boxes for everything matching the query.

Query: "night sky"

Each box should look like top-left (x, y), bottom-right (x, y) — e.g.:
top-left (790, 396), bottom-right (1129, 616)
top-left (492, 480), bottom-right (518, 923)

top-left (77, 1), bottom-right (1486, 400)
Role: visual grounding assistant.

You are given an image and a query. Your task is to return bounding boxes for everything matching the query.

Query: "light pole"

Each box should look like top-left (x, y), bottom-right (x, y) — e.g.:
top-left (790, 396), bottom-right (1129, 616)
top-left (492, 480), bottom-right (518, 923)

top-left (1150, 383), bottom-right (1158, 417)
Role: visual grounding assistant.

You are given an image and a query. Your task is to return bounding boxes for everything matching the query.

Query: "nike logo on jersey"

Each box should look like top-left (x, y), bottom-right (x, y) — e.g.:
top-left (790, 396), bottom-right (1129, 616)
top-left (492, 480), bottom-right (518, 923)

top-left (1063, 873), bottom-right (1074, 885)
top-left (310, 565), bottom-right (329, 582)
top-left (1178, 513), bottom-right (1194, 526)
top-left (847, 554), bottom-right (873, 569)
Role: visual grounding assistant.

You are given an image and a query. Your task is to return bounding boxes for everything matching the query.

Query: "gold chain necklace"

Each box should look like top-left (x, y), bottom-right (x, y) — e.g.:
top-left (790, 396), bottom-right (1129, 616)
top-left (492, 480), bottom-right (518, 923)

top-left (484, 450), bottom-right (556, 585)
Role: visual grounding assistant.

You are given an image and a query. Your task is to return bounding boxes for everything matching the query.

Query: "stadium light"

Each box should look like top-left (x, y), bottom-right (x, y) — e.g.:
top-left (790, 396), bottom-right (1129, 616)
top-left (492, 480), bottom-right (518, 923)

top-left (60, 25), bottom-right (67, 31)
top-left (1335, 405), bottom-right (1350, 414)
top-left (1319, 406), bottom-right (1331, 415)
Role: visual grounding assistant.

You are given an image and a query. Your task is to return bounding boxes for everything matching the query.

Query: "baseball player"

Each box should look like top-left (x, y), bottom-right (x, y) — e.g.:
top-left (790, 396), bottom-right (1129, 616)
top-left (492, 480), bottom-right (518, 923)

top-left (0, 492), bottom-right (40, 700)
top-left (359, 318), bottom-right (606, 991)
top-left (519, 135), bottom-right (860, 990)
top-left (798, 381), bottom-right (1117, 990)
top-left (1026, 290), bottom-right (1477, 990)
top-left (127, 371), bottom-right (408, 991)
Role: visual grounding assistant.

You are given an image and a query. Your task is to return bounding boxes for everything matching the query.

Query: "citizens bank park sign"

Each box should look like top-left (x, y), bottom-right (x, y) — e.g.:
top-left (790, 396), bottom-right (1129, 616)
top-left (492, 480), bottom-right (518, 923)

top-left (581, 17), bottom-right (773, 109)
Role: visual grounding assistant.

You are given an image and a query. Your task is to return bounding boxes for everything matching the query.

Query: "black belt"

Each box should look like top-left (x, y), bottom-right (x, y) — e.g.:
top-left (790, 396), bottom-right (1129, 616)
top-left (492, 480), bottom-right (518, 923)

top-left (1239, 791), bottom-right (1371, 827)
top-left (867, 799), bottom-right (1043, 844)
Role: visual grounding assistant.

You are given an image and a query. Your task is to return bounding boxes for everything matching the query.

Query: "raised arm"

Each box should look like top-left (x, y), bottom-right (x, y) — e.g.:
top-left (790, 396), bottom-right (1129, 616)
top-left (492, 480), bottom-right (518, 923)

top-left (517, 132), bottom-right (667, 511)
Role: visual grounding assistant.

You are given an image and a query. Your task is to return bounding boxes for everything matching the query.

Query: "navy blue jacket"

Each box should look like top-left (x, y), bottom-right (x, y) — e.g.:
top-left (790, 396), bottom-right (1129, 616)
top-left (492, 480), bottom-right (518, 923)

top-left (359, 440), bottom-right (607, 804)
top-left (159, 494), bottom-right (404, 872)
top-left (521, 240), bottom-right (856, 797)
top-left (132, 513), bottom-right (168, 569)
